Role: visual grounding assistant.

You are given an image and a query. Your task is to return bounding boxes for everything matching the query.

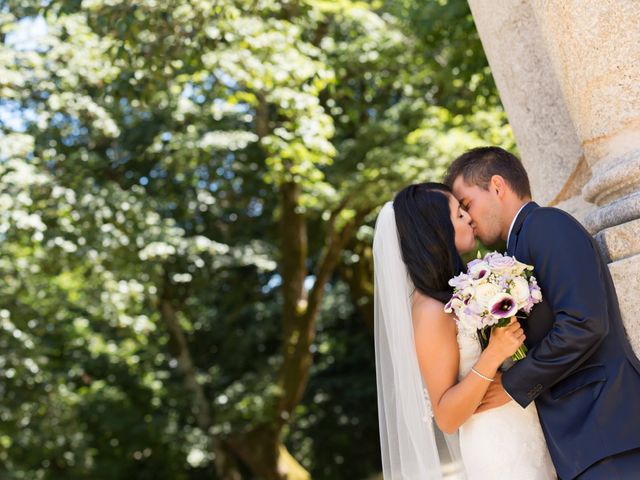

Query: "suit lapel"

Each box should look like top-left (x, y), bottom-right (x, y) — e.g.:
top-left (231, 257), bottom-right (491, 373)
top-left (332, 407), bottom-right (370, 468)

top-left (507, 202), bottom-right (539, 257)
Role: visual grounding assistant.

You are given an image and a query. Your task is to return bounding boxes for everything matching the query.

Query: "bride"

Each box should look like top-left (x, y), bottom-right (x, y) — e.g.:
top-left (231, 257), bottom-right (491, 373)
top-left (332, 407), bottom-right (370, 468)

top-left (373, 182), bottom-right (555, 479)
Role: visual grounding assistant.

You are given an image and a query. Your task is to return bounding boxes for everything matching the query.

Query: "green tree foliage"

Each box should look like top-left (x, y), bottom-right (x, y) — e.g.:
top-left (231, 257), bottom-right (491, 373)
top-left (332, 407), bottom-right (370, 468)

top-left (0, 1), bottom-right (514, 479)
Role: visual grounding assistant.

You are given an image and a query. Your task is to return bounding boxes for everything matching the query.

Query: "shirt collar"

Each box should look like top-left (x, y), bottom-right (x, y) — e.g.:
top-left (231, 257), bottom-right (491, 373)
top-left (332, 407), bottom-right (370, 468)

top-left (506, 202), bottom-right (532, 249)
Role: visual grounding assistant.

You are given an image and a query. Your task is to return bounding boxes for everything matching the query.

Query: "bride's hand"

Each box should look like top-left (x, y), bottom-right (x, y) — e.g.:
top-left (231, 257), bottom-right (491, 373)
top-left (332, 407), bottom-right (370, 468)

top-left (486, 317), bottom-right (525, 362)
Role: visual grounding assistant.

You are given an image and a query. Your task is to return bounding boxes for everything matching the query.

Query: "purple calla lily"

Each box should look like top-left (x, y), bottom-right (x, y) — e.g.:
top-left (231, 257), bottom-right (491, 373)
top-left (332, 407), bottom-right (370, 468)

top-left (489, 293), bottom-right (518, 318)
top-left (476, 269), bottom-right (489, 279)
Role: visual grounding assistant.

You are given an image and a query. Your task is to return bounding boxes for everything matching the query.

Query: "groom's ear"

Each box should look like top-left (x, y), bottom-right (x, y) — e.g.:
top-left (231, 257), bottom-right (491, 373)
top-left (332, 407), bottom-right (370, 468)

top-left (489, 175), bottom-right (508, 198)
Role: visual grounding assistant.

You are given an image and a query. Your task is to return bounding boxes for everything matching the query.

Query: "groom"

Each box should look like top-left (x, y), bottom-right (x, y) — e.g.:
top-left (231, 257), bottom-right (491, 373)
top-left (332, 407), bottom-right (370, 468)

top-left (445, 147), bottom-right (640, 479)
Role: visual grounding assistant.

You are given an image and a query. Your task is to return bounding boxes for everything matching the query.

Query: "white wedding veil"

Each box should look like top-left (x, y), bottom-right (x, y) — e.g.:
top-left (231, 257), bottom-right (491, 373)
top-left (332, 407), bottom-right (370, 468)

top-left (373, 201), bottom-right (464, 479)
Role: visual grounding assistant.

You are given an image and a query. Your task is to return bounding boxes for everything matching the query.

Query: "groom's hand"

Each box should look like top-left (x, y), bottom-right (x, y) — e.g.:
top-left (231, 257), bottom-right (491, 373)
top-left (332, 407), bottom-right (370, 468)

top-left (475, 372), bottom-right (512, 413)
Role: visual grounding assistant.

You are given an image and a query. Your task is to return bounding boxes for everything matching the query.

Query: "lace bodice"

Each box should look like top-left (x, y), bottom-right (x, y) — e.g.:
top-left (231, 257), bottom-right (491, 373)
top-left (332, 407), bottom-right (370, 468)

top-left (456, 324), bottom-right (483, 381)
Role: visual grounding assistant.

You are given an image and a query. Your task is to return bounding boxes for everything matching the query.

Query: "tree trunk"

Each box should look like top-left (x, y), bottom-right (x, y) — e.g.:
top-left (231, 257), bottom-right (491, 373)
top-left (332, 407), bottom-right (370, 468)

top-left (159, 291), bottom-right (242, 480)
top-left (228, 426), bottom-right (310, 480)
top-left (277, 181), bottom-right (309, 419)
top-left (213, 438), bottom-right (243, 480)
top-left (277, 206), bottom-right (368, 418)
top-left (229, 181), bottom-right (370, 479)
top-left (222, 181), bottom-right (313, 480)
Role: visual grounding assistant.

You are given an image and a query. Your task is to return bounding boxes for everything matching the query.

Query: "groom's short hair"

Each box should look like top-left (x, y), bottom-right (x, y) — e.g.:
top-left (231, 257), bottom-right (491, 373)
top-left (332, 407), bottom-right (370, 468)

top-left (444, 146), bottom-right (532, 199)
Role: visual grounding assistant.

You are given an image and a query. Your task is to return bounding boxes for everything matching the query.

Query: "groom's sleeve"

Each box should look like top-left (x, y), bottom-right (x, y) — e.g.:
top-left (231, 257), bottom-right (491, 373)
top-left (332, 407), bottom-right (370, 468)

top-left (502, 208), bottom-right (609, 408)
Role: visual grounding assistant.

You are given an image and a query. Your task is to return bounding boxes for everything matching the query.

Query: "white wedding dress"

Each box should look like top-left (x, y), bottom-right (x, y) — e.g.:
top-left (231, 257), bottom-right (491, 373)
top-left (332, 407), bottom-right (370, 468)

top-left (456, 327), bottom-right (557, 479)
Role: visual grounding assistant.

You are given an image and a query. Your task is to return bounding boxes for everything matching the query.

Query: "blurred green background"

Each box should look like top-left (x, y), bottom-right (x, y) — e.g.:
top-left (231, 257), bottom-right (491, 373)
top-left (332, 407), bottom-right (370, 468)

top-left (0, 0), bottom-right (514, 478)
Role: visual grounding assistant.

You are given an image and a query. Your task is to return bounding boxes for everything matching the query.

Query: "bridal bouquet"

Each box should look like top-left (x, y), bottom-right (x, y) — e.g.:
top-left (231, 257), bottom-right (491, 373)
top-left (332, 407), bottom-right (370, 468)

top-left (444, 251), bottom-right (543, 361)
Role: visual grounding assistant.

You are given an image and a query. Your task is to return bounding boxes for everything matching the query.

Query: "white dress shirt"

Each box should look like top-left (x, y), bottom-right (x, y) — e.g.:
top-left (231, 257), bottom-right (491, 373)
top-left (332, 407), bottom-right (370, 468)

top-left (506, 202), bottom-right (532, 250)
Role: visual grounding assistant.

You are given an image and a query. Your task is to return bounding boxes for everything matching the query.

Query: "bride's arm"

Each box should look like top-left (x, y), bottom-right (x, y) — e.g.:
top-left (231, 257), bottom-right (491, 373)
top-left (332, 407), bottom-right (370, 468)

top-left (413, 300), bottom-right (523, 434)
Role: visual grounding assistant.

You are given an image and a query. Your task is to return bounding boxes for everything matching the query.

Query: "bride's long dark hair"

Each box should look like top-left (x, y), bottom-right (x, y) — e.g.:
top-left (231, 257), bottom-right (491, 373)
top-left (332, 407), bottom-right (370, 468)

top-left (393, 182), bottom-right (465, 303)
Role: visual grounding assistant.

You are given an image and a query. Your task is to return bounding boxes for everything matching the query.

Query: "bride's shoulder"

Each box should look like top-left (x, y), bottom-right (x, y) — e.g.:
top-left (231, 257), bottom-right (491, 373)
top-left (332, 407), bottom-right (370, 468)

top-left (412, 292), bottom-right (454, 331)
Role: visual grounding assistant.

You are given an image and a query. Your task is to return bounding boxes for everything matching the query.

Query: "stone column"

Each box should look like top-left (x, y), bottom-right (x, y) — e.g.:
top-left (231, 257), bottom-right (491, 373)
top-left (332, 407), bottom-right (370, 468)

top-left (467, 0), bottom-right (592, 218)
top-left (528, 0), bottom-right (640, 355)
top-left (529, 1), bottom-right (640, 232)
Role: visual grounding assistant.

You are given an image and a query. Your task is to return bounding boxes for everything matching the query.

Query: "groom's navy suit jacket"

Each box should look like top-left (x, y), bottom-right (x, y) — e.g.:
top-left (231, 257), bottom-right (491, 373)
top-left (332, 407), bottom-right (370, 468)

top-left (502, 202), bottom-right (640, 479)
